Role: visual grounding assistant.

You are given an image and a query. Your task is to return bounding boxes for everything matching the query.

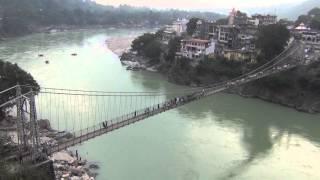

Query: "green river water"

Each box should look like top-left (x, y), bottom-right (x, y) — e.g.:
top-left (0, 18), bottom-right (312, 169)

top-left (1, 28), bottom-right (320, 180)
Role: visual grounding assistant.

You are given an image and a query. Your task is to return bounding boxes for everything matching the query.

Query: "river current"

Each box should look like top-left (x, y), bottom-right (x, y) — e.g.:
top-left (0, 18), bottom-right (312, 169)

top-left (1, 28), bottom-right (320, 180)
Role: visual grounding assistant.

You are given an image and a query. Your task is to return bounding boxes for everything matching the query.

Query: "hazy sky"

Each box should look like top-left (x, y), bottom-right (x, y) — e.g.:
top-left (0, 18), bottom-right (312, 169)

top-left (95, 0), bottom-right (306, 13)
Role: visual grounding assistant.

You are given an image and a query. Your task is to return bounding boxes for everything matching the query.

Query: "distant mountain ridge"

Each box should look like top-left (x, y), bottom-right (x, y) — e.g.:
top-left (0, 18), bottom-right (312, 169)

top-left (279, 0), bottom-right (320, 20)
top-left (0, 0), bottom-right (224, 36)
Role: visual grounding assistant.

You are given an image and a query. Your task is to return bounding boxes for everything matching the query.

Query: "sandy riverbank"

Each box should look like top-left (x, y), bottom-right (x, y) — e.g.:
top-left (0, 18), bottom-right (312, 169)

top-left (106, 36), bottom-right (135, 56)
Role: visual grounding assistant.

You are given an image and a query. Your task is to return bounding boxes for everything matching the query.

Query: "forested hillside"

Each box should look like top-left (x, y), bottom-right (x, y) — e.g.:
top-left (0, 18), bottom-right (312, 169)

top-left (0, 0), bottom-right (223, 36)
top-left (296, 7), bottom-right (320, 30)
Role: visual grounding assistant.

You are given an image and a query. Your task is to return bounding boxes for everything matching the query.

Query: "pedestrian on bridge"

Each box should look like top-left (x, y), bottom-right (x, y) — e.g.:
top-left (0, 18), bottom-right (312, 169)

top-left (19, 154), bottom-right (22, 164)
top-left (76, 150), bottom-right (79, 160)
top-left (103, 122), bottom-right (107, 129)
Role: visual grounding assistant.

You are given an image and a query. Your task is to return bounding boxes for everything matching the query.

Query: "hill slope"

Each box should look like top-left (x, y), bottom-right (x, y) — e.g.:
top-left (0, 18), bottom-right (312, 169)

top-left (280, 0), bottom-right (320, 20)
top-left (0, 0), bottom-right (224, 36)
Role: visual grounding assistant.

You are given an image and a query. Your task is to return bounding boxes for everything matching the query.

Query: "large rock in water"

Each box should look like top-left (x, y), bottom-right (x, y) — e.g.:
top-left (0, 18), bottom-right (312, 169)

top-left (70, 167), bottom-right (84, 176)
top-left (38, 119), bottom-right (52, 131)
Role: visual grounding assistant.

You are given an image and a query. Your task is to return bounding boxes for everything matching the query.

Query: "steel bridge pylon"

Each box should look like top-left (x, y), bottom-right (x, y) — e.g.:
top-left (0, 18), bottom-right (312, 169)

top-left (15, 85), bottom-right (41, 162)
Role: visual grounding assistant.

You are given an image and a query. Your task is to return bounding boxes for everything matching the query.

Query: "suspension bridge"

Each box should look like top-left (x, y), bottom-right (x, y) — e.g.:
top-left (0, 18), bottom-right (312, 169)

top-left (0, 40), bottom-right (313, 163)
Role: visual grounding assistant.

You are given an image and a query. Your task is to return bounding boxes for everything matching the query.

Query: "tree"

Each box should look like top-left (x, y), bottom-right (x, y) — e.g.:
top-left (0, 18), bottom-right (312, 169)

top-left (0, 60), bottom-right (39, 121)
top-left (295, 8), bottom-right (320, 30)
top-left (131, 33), bottom-right (162, 61)
top-left (166, 36), bottom-right (182, 61)
top-left (310, 16), bottom-right (320, 30)
top-left (144, 40), bottom-right (162, 61)
top-left (155, 28), bottom-right (165, 39)
top-left (131, 33), bottom-right (157, 54)
top-left (295, 15), bottom-right (311, 25)
top-left (308, 7), bottom-right (320, 17)
top-left (256, 24), bottom-right (290, 60)
top-left (186, 17), bottom-right (199, 35)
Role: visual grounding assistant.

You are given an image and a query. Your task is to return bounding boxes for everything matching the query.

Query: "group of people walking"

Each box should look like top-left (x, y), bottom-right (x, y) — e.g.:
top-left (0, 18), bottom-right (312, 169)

top-left (100, 89), bottom-right (207, 130)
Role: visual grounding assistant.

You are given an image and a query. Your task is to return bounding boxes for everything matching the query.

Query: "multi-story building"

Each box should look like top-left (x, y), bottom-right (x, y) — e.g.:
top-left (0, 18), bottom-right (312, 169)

top-left (195, 20), bottom-right (208, 39)
top-left (179, 39), bottom-right (215, 59)
top-left (239, 24), bottom-right (258, 36)
top-left (175, 10), bottom-right (269, 61)
top-left (172, 18), bottom-right (188, 36)
top-left (218, 25), bottom-right (241, 49)
top-left (247, 18), bottom-right (260, 26)
top-left (251, 14), bottom-right (277, 26)
top-left (208, 22), bottom-right (219, 40)
top-left (162, 18), bottom-right (188, 43)
top-left (238, 34), bottom-right (256, 51)
top-left (301, 31), bottom-right (320, 43)
top-left (194, 20), bottom-right (219, 40)
top-left (162, 25), bottom-right (177, 43)
top-left (302, 31), bottom-right (320, 52)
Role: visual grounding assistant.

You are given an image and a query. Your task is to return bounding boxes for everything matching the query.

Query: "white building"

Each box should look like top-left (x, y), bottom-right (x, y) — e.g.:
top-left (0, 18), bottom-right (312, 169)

top-left (251, 14), bottom-right (277, 26)
top-left (301, 31), bottom-right (320, 45)
top-left (248, 18), bottom-right (259, 26)
top-left (162, 18), bottom-right (188, 44)
top-left (171, 18), bottom-right (188, 36)
top-left (294, 23), bottom-right (310, 32)
top-left (180, 39), bottom-right (215, 59)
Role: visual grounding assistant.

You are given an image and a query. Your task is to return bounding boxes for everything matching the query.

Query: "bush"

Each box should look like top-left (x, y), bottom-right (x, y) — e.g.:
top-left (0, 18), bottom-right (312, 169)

top-left (196, 57), bottom-right (243, 78)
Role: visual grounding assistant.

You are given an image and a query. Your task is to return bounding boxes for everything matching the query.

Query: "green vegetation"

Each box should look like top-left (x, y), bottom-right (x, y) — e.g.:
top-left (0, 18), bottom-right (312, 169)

top-left (196, 57), bottom-right (243, 78)
top-left (0, 162), bottom-right (52, 180)
top-left (166, 36), bottom-right (182, 61)
top-left (0, 0), bottom-right (222, 36)
top-left (186, 17), bottom-right (200, 35)
top-left (256, 24), bottom-right (290, 60)
top-left (0, 60), bottom-right (39, 120)
top-left (296, 7), bottom-right (320, 30)
top-left (131, 33), bottom-right (162, 62)
top-left (251, 61), bottom-right (320, 97)
top-left (167, 58), bottom-right (195, 85)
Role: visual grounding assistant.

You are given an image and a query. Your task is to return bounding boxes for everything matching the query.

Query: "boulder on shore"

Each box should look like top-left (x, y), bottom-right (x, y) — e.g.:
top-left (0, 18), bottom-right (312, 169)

top-left (38, 119), bottom-right (52, 131)
top-left (51, 150), bottom-right (75, 164)
top-left (70, 167), bottom-right (84, 176)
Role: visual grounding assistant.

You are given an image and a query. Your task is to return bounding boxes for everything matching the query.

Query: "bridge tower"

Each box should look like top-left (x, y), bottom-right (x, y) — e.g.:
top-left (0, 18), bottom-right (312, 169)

top-left (16, 85), bottom-right (27, 152)
top-left (29, 88), bottom-right (40, 160)
top-left (16, 85), bottom-right (40, 162)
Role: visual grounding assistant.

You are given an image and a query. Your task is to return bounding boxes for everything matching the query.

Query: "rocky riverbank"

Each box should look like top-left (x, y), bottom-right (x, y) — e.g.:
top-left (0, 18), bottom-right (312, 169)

top-left (120, 51), bottom-right (159, 72)
top-left (0, 118), bottom-right (98, 179)
top-left (50, 150), bottom-right (98, 180)
top-left (38, 120), bottom-right (99, 179)
top-left (115, 39), bottom-right (320, 114)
